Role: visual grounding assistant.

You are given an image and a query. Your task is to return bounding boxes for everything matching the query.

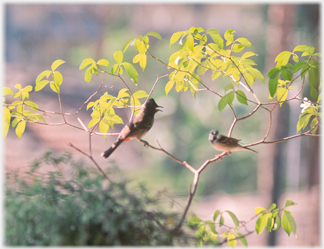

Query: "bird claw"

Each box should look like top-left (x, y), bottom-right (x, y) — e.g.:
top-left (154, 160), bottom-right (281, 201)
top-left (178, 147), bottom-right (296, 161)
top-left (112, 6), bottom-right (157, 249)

top-left (141, 140), bottom-right (149, 148)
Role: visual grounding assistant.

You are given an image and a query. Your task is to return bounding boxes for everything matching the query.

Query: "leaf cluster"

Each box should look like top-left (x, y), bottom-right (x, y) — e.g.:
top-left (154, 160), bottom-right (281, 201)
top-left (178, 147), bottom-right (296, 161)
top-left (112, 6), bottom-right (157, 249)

top-left (254, 199), bottom-right (297, 237)
top-left (188, 199), bottom-right (297, 247)
top-left (5, 152), bottom-right (184, 246)
top-left (166, 27), bottom-right (264, 107)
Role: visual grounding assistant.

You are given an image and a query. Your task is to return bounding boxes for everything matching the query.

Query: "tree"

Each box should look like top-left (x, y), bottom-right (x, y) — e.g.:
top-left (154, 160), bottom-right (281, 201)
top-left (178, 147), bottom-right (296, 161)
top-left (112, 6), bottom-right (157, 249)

top-left (3, 27), bottom-right (320, 246)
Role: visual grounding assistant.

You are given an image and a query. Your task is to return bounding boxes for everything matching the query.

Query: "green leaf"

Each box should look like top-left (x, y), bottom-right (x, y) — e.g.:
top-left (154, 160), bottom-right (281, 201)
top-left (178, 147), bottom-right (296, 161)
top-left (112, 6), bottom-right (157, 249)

top-left (25, 101), bottom-right (38, 111)
top-left (224, 29), bottom-right (235, 46)
top-left (99, 118), bottom-right (110, 134)
top-left (196, 223), bottom-right (205, 238)
top-left (225, 83), bottom-right (234, 92)
top-left (219, 214), bottom-right (224, 226)
top-left (79, 58), bottom-right (95, 70)
top-left (218, 91), bottom-right (234, 112)
top-left (212, 71), bottom-right (222, 80)
top-left (227, 233), bottom-right (237, 248)
top-left (268, 70), bottom-right (281, 98)
top-left (97, 59), bottom-right (110, 67)
top-left (281, 68), bottom-right (292, 81)
top-left (114, 50), bottom-right (123, 64)
top-left (236, 233), bottom-right (248, 247)
top-left (3, 87), bottom-right (14, 95)
top-left (209, 233), bottom-right (218, 245)
top-left (165, 80), bottom-right (174, 96)
top-left (213, 210), bottom-right (221, 221)
top-left (273, 214), bottom-right (281, 231)
top-left (310, 117), bottom-right (319, 134)
top-left (255, 214), bottom-right (268, 234)
top-left (275, 51), bottom-right (292, 68)
top-left (236, 90), bottom-right (248, 105)
top-left (292, 61), bottom-right (308, 73)
top-left (225, 210), bottom-right (239, 227)
top-left (3, 107), bottom-right (11, 140)
top-left (146, 31), bottom-right (162, 40)
top-left (282, 210), bottom-right (297, 237)
top-left (51, 59), bottom-right (65, 71)
top-left (284, 199), bottom-right (297, 208)
top-left (236, 37), bottom-right (253, 48)
top-left (123, 37), bottom-right (136, 52)
top-left (122, 62), bottom-right (138, 83)
top-left (266, 213), bottom-right (274, 232)
top-left (268, 203), bottom-right (277, 211)
top-left (35, 70), bottom-right (52, 84)
top-left (15, 120), bottom-right (26, 139)
top-left (170, 31), bottom-right (185, 46)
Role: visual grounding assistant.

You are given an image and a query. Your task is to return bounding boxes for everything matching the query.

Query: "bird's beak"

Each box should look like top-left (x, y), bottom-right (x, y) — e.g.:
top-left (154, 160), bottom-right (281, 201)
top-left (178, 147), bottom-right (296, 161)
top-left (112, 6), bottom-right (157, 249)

top-left (157, 106), bottom-right (163, 112)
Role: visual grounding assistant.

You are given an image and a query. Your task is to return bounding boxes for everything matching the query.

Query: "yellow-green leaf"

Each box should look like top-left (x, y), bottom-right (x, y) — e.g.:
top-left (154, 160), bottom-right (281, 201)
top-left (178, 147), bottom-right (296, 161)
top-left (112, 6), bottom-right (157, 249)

top-left (35, 70), bottom-right (52, 84)
top-left (170, 31), bottom-right (185, 46)
top-left (79, 58), bottom-right (95, 70)
top-left (15, 120), bottom-right (26, 140)
top-left (35, 80), bottom-right (50, 92)
top-left (146, 31), bottom-right (162, 40)
top-left (133, 90), bottom-right (148, 99)
top-left (53, 71), bottom-right (63, 86)
top-left (227, 233), bottom-right (237, 247)
top-left (3, 87), bottom-right (14, 95)
top-left (51, 59), bottom-right (66, 71)
top-left (122, 62), bottom-right (138, 83)
top-left (165, 80), bottom-right (174, 95)
top-left (97, 59), bottom-right (110, 67)
top-left (114, 50), bottom-right (123, 64)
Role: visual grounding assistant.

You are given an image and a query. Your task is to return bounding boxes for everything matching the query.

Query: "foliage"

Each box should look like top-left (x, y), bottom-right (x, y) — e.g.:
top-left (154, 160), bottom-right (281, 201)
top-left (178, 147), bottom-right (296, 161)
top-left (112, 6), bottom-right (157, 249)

top-left (188, 200), bottom-right (297, 247)
top-left (3, 27), bottom-right (320, 246)
top-left (5, 152), bottom-right (184, 246)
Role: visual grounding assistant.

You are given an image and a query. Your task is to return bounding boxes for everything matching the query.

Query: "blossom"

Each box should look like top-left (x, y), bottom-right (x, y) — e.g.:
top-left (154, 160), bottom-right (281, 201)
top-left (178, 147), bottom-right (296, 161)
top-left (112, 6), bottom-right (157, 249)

top-left (300, 97), bottom-right (313, 113)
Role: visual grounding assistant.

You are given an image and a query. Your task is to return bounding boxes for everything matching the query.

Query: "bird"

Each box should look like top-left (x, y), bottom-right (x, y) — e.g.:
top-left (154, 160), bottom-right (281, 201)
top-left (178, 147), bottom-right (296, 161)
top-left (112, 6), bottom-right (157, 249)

top-left (101, 98), bottom-right (162, 159)
top-left (208, 130), bottom-right (258, 154)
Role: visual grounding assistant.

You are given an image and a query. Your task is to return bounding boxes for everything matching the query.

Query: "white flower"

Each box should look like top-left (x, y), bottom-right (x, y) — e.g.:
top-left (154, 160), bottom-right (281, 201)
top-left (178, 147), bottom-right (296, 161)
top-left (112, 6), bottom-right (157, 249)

top-left (300, 97), bottom-right (312, 113)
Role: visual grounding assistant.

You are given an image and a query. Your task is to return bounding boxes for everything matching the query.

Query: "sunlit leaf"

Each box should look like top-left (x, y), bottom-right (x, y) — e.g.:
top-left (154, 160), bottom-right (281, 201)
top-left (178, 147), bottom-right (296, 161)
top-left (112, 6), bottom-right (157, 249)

top-left (133, 90), bottom-right (148, 99)
top-left (275, 51), bottom-right (292, 68)
top-left (97, 59), bottom-right (110, 67)
top-left (282, 210), bottom-right (297, 237)
top-left (122, 62), bottom-right (138, 83)
top-left (123, 37), bottom-right (136, 52)
top-left (35, 70), bottom-right (52, 84)
top-left (51, 59), bottom-right (65, 71)
top-left (224, 29), bottom-right (235, 46)
top-left (114, 50), bottom-right (123, 64)
top-left (3, 87), bottom-right (14, 95)
top-left (15, 120), bottom-right (26, 140)
top-left (236, 37), bottom-right (253, 48)
top-left (165, 80), bottom-right (174, 95)
top-left (227, 233), bottom-right (237, 247)
top-left (146, 31), bottom-right (162, 40)
top-left (170, 31), bottom-right (185, 46)
top-left (79, 58), bottom-right (95, 70)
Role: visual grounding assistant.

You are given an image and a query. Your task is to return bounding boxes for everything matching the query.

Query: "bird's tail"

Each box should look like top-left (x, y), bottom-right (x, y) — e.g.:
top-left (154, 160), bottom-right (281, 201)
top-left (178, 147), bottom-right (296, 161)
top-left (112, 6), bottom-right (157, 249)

top-left (101, 139), bottom-right (124, 158)
top-left (243, 146), bottom-right (258, 154)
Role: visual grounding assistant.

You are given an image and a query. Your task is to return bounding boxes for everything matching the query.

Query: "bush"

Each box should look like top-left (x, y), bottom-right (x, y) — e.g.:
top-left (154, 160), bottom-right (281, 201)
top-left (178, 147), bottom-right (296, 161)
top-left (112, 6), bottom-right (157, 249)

top-left (5, 152), bottom-right (185, 246)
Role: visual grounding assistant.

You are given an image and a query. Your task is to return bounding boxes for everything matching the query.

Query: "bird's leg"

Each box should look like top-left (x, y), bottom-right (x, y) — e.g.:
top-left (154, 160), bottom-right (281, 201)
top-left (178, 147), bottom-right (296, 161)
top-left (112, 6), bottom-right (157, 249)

top-left (140, 139), bottom-right (149, 147)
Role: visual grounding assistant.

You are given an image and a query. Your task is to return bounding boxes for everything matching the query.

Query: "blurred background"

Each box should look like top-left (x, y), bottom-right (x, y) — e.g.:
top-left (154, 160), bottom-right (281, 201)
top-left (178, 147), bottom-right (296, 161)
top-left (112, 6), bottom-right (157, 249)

top-left (4, 2), bottom-right (321, 246)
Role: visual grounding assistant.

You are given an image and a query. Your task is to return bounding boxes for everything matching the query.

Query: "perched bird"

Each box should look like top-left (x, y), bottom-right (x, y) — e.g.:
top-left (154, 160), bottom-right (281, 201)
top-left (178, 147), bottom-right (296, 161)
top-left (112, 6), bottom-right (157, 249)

top-left (101, 98), bottom-right (162, 158)
top-left (209, 130), bottom-right (258, 154)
